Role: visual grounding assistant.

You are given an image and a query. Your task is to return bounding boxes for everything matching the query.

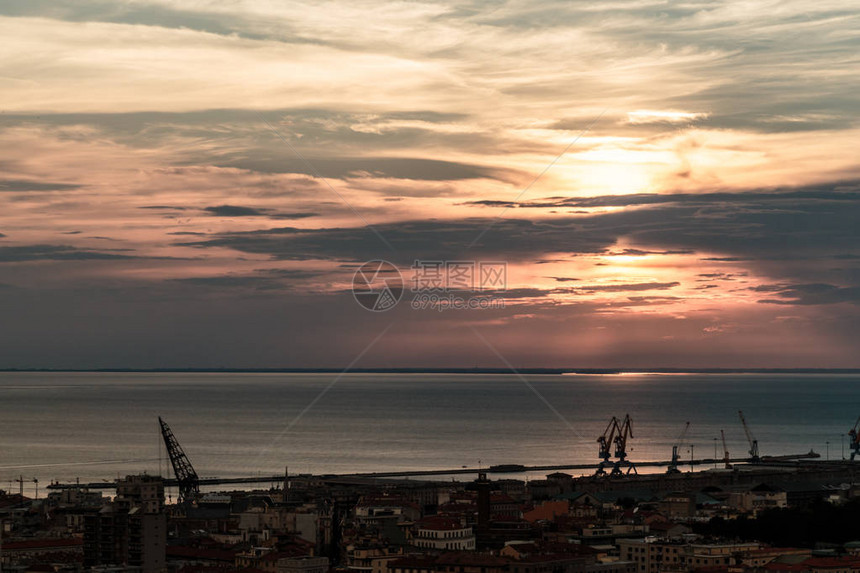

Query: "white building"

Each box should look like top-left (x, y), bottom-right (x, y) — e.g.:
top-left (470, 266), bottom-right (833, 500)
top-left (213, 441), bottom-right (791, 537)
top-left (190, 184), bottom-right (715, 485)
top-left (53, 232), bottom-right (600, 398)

top-left (412, 517), bottom-right (475, 551)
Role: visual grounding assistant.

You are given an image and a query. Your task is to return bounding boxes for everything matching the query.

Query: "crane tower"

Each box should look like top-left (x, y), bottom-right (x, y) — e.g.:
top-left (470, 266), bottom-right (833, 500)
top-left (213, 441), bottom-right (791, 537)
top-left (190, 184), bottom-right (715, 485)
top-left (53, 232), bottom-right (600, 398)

top-left (738, 410), bottom-right (761, 463)
top-left (667, 422), bottom-right (691, 474)
top-left (158, 416), bottom-right (200, 504)
top-left (849, 417), bottom-right (860, 460)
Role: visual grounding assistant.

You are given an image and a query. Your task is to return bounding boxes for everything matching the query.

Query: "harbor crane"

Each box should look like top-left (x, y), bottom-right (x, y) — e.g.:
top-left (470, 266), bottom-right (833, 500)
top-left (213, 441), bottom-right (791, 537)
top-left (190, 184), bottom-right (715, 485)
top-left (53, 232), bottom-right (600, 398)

top-left (849, 417), bottom-right (860, 460)
top-left (612, 414), bottom-right (637, 476)
top-left (667, 421), bottom-right (691, 474)
top-left (721, 429), bottom-right (732, 469)
top-left (596, 416), bottom-right (620, 475)
top-left (738, 410), bottom-right (760, 462)
top-left (158, 416), bottom-right (200, 505)
top-left (595, 415), bottom-right (637, 476)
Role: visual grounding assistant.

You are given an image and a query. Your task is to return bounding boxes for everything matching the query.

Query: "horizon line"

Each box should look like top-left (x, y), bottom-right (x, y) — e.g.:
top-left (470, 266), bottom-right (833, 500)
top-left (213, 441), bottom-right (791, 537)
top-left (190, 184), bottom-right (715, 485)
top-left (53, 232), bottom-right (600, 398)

top-left (2, 367), bottom-right (860, 374)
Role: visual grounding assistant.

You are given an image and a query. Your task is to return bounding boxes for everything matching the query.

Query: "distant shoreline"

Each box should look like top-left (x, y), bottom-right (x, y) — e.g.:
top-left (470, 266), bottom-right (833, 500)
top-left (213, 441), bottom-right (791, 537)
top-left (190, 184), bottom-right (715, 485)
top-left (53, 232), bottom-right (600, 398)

top-left (2, 367), bottom-right (859, 374)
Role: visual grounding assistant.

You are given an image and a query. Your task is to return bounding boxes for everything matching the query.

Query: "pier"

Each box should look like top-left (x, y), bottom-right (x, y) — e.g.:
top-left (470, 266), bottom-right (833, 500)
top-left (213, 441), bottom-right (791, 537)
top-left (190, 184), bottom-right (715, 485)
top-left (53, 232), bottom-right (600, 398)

top-left (46, 453), bottom-right (827, 491)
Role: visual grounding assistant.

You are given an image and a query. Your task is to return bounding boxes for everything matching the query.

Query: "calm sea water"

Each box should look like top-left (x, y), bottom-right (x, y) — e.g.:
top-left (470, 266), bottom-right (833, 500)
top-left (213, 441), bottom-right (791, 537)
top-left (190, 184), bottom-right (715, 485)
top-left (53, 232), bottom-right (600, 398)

top-left (1, 372), bottom-right (858, 497)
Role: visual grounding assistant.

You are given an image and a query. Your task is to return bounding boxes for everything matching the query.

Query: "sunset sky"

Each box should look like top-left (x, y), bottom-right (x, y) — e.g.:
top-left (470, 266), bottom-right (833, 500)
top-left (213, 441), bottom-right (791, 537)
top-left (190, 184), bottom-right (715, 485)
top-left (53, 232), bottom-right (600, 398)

top-left (1, 0), bottom-right (858, 369)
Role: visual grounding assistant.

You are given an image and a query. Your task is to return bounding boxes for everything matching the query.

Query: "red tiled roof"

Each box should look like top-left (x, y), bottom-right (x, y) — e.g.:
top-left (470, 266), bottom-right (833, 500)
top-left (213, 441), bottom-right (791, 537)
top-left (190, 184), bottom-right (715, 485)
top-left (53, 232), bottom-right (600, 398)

top-left (691, 566), bottom-right (729, 573)
top-left (417, 516), bottom-right (465, 531)
top-left (539, 542), bottom-right (596, 556)
top-left (516, 553), bottom-right (591, 564)
top-left (649, 521), bottom-right (684, 531)
top-left (505, 543), bottom-right (538, 553)
top-left (178, 565), bottom-right (245, 573)
top-left (436, 552), bottom-right (508, 566)
top-left (507, 542), bottom-right (596, 560)
top-left (390, 556), bottom-right (438, 569)
top-left (803, 557), bottom-right (860, 569)
top-left (2, 538), bottom-right (83, 551)
top-left (764, 563), bottom-right (806, 571)
top-left (439, 502), bottom-right (477, 510)
top-left (260, 548), bottom-right (312, 562)
top-left (167, 546), bottom-right (237, 562)
top-left (743, 548), bottom-right (806, 556)
top-left (0, 494), bottom-right (30, 508)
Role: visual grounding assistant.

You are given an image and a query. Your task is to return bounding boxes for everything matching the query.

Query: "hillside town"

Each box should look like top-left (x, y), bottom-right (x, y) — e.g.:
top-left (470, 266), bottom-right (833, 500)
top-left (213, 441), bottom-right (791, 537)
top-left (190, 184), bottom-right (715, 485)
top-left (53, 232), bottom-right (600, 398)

top-left (4, 470), bottom-right (860, 573)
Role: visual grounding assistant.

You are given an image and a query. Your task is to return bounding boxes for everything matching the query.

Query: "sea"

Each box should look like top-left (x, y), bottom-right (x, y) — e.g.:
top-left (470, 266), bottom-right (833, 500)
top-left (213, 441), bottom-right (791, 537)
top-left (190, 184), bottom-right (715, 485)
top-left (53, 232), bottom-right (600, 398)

top-left (1, 372), bottom-right (858, 498)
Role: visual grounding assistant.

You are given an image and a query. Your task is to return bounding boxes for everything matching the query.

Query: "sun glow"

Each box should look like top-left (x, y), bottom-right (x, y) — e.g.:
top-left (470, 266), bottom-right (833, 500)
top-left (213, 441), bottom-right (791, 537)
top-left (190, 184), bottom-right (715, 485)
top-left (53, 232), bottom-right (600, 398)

top-left (573, 162), bottom-right (654, 195)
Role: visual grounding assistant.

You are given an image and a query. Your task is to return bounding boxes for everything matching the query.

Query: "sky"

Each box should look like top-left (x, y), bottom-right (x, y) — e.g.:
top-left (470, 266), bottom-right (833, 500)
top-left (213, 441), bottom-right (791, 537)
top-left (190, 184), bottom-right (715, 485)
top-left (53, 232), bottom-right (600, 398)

top-left (0, 0), bottom-right (858, 369)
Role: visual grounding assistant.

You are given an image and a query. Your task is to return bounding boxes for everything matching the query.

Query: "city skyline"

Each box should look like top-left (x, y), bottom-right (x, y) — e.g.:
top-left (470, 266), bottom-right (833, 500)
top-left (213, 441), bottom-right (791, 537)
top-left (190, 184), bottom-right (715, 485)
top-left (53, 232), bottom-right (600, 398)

top-left (1, 1), bottom-right (859, 368)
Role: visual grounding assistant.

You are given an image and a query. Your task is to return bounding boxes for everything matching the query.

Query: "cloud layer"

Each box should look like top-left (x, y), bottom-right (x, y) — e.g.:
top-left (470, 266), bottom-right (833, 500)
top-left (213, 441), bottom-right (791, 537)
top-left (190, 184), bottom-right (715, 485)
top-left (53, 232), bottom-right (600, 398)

top-left (1, 0), bottom-right (858, 368)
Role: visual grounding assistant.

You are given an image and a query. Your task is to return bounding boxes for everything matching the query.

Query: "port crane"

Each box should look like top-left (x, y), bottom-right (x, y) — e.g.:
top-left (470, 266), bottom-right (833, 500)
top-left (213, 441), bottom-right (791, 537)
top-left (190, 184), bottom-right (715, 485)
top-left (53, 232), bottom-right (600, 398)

top-left (720, 429), bottom-right (732, 469)
top-left (849, 417), bottom-right (860, 460)
top-left (596, 416), bottom-right (620, 475)
top-left (667, 421), bottom-right (691, 474)
top-left (158, 416), bottom-right (200, 504)
top-left (612, 414), bottom-right (637, 476)
top-left (738, 410), bottom-right (760, 463)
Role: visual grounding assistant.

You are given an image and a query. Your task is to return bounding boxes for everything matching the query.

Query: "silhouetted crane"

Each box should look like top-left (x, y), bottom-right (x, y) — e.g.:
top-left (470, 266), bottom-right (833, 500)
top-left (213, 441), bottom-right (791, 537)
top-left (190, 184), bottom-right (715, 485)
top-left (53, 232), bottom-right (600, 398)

top-left (738, 410), bottom-right (760, 462)
top-left (595, 417), bottom-right (620, 475)
top-left (612, 414), bottom-right (637, 476)
top-left (721, 429), bottom-right (732, 469)
top-left (158, 416), bottom-right (200, 505)
top-left (667, 421), bottom-right (691, 474)
top-left (849, 417), bottom-right (860, 460)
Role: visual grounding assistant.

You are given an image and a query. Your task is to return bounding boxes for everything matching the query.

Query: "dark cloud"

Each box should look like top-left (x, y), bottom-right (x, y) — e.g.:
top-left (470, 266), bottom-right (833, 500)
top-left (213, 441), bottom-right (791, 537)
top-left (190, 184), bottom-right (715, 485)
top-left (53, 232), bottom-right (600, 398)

top-left (463, 200), bottom-right (517, 207)
top-left (256, 268), bottom-right (328, 279)
top-left (170, 276), bottom-right (288, 291)
top-left (165, 180), bottom-right (860, 313)
top-left (696, 272), bottom-right (746, 282)
top-left (0, 0), bottom-right (320, 45)
top-left (175, 218), bottom-right (615, 263)
top-left (625, 296), bottom-right (683, 304)
top-left (177, 182), bottom-right (860, 268)
top-left (755, 283), bottom-right (860, 306)
top-left (0, 245), bottom-right (179, 262)
top-left (0, 178), bottom-right (82, 192)
top-left (204, 205), bottom-right (269, 217)
top-left (140, 205), bottom-right (191, 211)
top-left (225, 155), bottom-right (516, 183)
top-left (701, 257), bottom-right (751, 262)
top-left (0, 245), bottom-right (139, 262)
top-left (607, 248), bottom-right (694, 256)
top-left (168, 267), bottom-right (330, 291)
top-left (203, 205), bottom-right (318, 219)
top-left (465, 185), bottom-right (860, 209)
top-left (1, 109), bottom-right (508, 186)
top-left (495, 288), bottom-right (551, 300)
top-left (570, 282), bottom-right (681, 293)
